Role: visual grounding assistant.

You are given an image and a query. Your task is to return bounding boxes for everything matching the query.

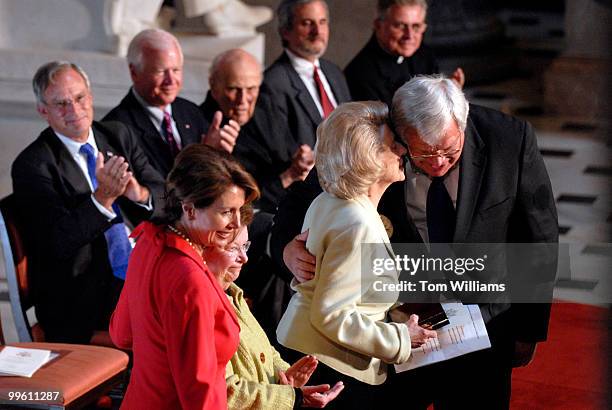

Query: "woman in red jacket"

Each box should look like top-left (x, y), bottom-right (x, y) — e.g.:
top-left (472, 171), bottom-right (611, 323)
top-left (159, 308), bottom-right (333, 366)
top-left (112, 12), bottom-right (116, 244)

top-left (110, 144), bottom-right (259, 409)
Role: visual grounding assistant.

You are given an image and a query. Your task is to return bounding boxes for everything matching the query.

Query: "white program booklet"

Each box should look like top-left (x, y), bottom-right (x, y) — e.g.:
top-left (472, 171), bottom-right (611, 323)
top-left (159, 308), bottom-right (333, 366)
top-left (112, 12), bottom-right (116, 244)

top-left (394, 302), bottom-right (491, 373)
top-left (0, 346), bottom-right (52, 378)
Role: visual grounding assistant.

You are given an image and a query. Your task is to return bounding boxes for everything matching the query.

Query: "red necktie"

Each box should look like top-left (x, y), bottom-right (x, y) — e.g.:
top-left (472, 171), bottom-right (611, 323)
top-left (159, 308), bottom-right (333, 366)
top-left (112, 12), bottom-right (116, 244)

top-left (162, 111), bottom-right (180, 157)
top-left (313, 65), bottom-right (334, 119)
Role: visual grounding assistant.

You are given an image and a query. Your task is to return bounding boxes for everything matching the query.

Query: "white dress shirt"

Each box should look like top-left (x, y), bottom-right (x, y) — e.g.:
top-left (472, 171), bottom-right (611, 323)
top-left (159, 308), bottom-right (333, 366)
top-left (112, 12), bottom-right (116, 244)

top-left (55, 129), bottom-right (152, 233)
top-left (404, 165), bottom-right (460, 243)
top-left (285, 49), bottom-right (338, 118)
top-left (131, 88), bottom-right (183, 148)
top-left (55, 129), bottom-right (117, 220)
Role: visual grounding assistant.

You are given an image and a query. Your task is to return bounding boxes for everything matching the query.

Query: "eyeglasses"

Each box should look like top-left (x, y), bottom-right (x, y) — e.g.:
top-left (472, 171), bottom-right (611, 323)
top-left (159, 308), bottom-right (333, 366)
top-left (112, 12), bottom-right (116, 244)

top-left (408, 134), bottom-right (463, 161)
top-left (391, 22), bottom-right (427, 34)
top-left (409, 148), bottom-right (461, 160)
top-left (44, 92), bottom-right (90, 111)
top-left (225, 241), bottom-right (251, 256)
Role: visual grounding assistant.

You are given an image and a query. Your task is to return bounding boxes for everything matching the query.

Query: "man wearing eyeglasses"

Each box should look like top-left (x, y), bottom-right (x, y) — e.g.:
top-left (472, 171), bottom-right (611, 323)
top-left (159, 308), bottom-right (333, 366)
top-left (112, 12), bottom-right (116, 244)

top-left (273, 75), bottom-right (558, 408)
top-left (11, 61), bottom-right (164, 344)
top-left (345, 0), bottom-right (464, 106)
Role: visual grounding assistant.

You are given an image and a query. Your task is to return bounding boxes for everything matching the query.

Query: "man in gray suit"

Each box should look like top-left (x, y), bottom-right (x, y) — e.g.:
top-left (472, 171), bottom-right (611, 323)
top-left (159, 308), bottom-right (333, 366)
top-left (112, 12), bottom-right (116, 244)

top-left (261, 0), bottom-right (351, 153)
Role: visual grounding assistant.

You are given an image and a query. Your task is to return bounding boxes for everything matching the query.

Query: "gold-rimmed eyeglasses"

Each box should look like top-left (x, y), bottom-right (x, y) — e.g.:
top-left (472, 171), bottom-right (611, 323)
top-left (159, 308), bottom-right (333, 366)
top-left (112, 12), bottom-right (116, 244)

top-left (408, 134), bottom-right (463, 161)
top-left (225, 241), bottom-right (251, 256)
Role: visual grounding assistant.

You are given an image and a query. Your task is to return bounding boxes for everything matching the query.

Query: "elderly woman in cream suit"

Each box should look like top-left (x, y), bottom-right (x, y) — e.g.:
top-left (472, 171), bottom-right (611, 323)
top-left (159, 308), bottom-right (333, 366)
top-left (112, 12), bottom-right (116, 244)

top-left (276, 101), bottom-right (437, 409)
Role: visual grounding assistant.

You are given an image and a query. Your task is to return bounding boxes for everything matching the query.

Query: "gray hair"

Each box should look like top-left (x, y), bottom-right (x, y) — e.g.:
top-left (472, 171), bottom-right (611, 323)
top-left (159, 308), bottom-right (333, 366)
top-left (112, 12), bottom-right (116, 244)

top-left (315, 101), bottom-right (389, 200)
top-left (127, 29), bottom-right (183, 72)
top-left (277, 0), bottom-right (329, 44)
top-left (32, 61), bottom-right (90, 106)
top-left (392, 75), bottom-right (469, 146)
top-left (377, 0), bottom-right (427, 20)
top-left (209, 49), bottom-right (262, 86)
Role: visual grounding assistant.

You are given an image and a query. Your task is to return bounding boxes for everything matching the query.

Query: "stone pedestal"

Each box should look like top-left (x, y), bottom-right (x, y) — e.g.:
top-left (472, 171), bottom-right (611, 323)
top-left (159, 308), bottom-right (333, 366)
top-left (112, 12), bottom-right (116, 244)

top-left (0, 0), bottom-right (117, 53)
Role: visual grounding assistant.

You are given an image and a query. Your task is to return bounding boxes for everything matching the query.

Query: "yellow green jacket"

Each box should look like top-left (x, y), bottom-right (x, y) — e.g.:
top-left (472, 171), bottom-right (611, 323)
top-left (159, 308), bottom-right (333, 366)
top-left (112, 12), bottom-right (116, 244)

top-left (225, 283), bottom-right (296, 409)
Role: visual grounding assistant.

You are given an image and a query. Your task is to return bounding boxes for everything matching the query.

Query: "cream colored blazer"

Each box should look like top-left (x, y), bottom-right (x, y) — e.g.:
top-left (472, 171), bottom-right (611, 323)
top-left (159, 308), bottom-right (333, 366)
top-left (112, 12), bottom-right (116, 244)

top-left (276, 192), bottom-right (411, 385)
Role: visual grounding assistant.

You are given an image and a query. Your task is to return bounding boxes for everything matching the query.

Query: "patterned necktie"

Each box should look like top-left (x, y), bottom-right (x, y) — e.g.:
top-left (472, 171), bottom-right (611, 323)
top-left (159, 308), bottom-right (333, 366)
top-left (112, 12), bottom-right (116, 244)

top-left (79, 143), bottom-right (132, 280)
top-left (162, 111), bottom-right (180, 157)
top-left (313, 65), bottom-right (334, 119)
top-left (426, 177), bottom-right (456, 243)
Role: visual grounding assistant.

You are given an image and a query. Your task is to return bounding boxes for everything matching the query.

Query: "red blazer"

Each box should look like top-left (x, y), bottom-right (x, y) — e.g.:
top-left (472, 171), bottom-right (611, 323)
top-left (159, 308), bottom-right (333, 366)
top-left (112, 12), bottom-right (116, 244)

top-left (110, 222), bottom-right (239, 410)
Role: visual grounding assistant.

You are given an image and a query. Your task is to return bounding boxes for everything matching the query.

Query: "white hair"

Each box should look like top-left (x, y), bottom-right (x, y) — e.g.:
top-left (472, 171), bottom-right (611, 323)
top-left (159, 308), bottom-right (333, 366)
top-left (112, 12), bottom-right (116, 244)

top-left (392, 75), bottom-right (469, 146)
top-left (126, 29), bottom-right (183, 72)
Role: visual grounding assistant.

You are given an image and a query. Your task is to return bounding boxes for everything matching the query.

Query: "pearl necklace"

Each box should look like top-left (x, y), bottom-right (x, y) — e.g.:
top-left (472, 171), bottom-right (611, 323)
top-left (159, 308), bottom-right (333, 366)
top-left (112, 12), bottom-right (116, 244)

top-left (167, 224), bottom-right (206, 263)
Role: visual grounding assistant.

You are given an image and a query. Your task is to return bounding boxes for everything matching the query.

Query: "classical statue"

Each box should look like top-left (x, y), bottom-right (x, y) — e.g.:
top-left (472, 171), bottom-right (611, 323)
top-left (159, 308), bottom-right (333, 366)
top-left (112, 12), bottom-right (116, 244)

top-left (109, 0), bottom-right (272, 55)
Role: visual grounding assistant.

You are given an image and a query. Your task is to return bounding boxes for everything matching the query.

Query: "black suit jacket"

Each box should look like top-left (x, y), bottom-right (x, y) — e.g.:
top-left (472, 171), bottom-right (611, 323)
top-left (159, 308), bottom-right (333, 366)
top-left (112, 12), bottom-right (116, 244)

top-left (200, 92), bottom-right (292, 213)
top-left (261, 52), bottom-right (352, 149)
top-left (103, 91), bottom-right (208, 177)
top-left (271, 104), bottom-right (558, 342)
top-left (344, 35), bottom-right (439, 106)
top-left (11, 121), bottom-right (165, 343)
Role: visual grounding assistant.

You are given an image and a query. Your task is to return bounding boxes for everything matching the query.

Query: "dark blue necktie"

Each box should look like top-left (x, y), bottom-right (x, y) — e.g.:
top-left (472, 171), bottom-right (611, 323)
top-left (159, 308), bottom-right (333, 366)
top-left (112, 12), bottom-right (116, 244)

top-left (79, 143), bottom-right (131, 280)
top-left (426, 177), bottom-right (456, 243)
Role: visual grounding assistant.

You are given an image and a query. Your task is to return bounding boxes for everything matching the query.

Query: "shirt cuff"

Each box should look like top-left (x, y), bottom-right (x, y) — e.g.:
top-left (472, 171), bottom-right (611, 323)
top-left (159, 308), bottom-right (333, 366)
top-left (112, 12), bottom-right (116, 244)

top-left (136, 195), bottom-right (153, 211)
top-left (91, 194), bottom-right (116, 220)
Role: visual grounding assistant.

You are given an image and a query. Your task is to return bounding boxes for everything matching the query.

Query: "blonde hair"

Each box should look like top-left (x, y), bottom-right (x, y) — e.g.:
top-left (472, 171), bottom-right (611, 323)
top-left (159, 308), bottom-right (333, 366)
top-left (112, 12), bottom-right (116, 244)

top-left (315, 101), bottom-right (389, 199)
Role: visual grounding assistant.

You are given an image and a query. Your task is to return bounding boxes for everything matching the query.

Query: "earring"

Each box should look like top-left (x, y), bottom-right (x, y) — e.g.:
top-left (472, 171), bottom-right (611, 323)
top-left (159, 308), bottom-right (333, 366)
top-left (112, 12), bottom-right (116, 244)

top-left (182, 204), bottom-right (196, 220)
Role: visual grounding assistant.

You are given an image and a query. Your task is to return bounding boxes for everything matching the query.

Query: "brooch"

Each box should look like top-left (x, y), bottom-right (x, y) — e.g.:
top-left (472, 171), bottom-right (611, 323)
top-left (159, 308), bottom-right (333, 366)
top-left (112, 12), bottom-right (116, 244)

top-left (379, 214), bottom-right (394, 237)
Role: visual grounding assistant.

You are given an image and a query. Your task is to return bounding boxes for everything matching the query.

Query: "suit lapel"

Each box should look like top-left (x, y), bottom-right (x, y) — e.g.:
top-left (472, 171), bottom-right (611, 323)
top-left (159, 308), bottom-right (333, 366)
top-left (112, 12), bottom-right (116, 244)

top-left (454, 116), bottom-right (487, 242)
top-left (281, 53), bottom-right (323, 128)
top-left (123, 92), bottom-right (161, 139)
top-left (123, 92), bottom-right (173, 172)
top-left (92, 122), bottom-right (123, 160)
top-left (43, 128), bottom-right (91, 195)
top-left (171, 100), bottom-right (200, 146)
top-left (320, 59), bottom-right (348, 104)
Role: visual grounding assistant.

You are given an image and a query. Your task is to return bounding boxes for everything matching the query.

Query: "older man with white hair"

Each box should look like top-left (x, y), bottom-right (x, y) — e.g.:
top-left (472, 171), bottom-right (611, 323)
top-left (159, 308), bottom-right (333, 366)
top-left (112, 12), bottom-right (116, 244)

top-left (345, 0), bottom-right (464, 106)
top-left (273, 75), bottom-right (558, 409)
top-left (104, 28), bottom-right (239, 177)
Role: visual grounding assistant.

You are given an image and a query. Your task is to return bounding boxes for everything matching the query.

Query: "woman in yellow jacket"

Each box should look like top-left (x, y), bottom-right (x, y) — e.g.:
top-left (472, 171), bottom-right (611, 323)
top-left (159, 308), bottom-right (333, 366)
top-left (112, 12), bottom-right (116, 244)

top-left (203, 217), bottom-right (344, 409)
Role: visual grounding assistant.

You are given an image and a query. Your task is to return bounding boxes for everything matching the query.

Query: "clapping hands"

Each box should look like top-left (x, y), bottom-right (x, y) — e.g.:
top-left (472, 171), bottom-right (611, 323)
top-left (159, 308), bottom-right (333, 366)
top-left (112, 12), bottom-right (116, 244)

top-left (278, 355), bottom-right (344, 408)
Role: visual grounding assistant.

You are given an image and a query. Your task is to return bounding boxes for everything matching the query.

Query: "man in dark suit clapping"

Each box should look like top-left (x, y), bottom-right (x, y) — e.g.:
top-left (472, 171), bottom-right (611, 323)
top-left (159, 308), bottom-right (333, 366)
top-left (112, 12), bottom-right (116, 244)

top-left (104, 28), bottom-right (240, 177)
top-left (11, 61), bottom-right (165, 343)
